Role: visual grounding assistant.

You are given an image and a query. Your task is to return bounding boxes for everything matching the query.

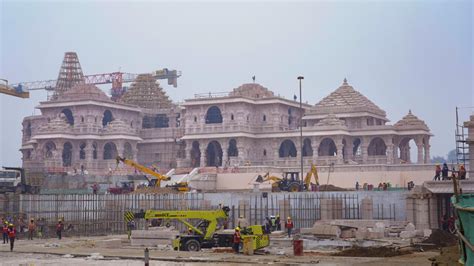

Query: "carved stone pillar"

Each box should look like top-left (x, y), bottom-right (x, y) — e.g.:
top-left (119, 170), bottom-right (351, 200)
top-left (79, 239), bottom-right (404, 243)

top-left (417, 144), bottom-right (424, 164)
top-left (424, 144), bottom-right (431, 164)
top-left (221, 139), bottom-right (228, 166)
top-left (361, 144), bottom-right (368, 164)
top-left (386, 144), bottom-right (394, 164)
top-left (116, 140), bottom-right (124, 157)
top-left (336, 144), bottom-right (344, 164)
top-left (200, 145), bottom-right (207, 167)
top-left (312, 137), bottom-right (319, 164)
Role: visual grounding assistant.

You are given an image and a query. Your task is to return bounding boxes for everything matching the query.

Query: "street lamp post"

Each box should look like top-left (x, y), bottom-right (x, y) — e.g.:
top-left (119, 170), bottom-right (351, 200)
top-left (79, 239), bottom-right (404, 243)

top-left (297, 76), bottom-right (304, 182)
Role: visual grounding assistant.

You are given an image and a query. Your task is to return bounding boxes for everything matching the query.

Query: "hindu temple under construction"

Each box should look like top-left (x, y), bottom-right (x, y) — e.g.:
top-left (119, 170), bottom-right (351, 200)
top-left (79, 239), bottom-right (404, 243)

top-left (20, 52), bottom-right (436, 188)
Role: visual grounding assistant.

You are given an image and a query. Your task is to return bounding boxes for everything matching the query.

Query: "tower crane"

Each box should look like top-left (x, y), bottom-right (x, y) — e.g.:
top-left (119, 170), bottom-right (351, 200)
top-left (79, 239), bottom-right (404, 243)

top-left (11, 69), bottom-right (181, 101)
top-left (0, 79), bottom-right (29, 98)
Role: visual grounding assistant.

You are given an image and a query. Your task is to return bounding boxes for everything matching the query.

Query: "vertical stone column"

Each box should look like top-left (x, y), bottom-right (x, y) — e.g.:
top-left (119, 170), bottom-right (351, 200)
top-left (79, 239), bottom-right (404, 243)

top-left (221, 139), bottom-right (228, 166)
top-left (312, 137), bottom-right (319, 164)
top-left (200, 145), bottom-right (207, 167)
top-left (273, 139), bottom-right (280, 166)
top-left (424, 144), bottom-right (431, 164)
top-left (417, 144), bottom-right (424, 164)
top-left (336, 143), bottom-right (344, 164)
top-left (361, 144), bottom-right (369, 164)
top-left (116, 141), bottom-right (124, 158)
top-left (386, 144), bottom-right (394, 164)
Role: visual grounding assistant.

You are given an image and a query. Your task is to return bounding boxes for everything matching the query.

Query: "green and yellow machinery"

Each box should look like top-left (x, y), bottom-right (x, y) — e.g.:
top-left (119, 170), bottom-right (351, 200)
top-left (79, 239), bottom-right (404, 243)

top-left (125, 206), bottom-right (270, 251)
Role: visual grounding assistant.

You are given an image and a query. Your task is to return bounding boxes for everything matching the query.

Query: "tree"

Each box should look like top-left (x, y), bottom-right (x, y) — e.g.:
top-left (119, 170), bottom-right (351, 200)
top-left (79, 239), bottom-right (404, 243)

top-left (446, 149), bottom-right (457, 163)
top-left (431, 156), bottom-right (446, 164)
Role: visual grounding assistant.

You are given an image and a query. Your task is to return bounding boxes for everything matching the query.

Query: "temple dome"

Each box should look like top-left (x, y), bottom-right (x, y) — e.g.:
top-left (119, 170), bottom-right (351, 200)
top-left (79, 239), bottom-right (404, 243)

top-left (229, 83), bottom-right (274, 99)
top-left (55, 84), bottom-right (111, 102)
top-left (311, 79), bottom-right (386, 117)
top-left (120, 74), bottom-right (173, 109)
top-left (394, 110), bottom-right (429, 130)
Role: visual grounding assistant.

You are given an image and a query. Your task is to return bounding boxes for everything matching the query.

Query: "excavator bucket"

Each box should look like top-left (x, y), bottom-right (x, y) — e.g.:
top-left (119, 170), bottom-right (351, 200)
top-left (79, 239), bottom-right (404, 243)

top-left (255, 175), bottom-right (264, 183)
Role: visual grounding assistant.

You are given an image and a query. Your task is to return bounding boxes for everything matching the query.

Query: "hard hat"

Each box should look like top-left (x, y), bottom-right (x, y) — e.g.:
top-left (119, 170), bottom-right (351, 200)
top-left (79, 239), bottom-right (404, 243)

top-left (239, 215), bottom-right (243, 218)
top-left (287, 217), bottom-right (291, 220)
top-left (235, 227), bottom-right (240, 231)
top-left (188, 227), bottom-right (192, 231)
top-left (9, 223), bottom-right (13, 226)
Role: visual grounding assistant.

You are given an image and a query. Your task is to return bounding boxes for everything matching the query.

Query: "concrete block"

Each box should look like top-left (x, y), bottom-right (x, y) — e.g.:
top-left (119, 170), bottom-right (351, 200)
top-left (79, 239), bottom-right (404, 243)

top-left (307, 224), bottom-right (341, 238)
top-left (96, 238), bottom-right (122, 248)
top-left (399, 230), bottom-right (417, 238)
top-left (423, 229), bottom-right (432, 237)
top-left (367, 231), bottom-right (384, 239)
top-left (405, 223), bottom-right (415, 231)
top-left (340, 228), bottom-right (356, 239)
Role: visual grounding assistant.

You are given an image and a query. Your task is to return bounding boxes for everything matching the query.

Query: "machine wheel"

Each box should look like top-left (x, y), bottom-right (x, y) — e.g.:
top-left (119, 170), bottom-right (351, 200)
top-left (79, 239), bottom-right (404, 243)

top-left (184, 239), bottom-right (201, 251)
top-left (272, 186), bottom-right (281, 192)
top-left (288, 183), bottom-right (300, 192)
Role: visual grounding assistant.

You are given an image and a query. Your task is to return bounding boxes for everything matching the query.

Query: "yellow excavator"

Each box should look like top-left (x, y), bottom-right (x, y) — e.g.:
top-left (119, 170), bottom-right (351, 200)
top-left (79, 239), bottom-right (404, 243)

top-left (125, 206), bottom-right (269, 251)
top-left (256, 164), bottom-right (319, 192)
top-left (115, 156), bottom-right (189, 192)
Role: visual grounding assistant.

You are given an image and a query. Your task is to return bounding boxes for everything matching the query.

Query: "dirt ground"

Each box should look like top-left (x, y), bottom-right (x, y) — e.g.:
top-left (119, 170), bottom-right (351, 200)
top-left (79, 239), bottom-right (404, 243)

top-left (0, 235), bottom-right (441, 266)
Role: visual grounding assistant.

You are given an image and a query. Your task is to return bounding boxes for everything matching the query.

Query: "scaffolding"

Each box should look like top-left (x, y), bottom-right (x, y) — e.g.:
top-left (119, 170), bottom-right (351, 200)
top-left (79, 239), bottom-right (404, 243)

top-left (455, 107), bottom-right (471, 167)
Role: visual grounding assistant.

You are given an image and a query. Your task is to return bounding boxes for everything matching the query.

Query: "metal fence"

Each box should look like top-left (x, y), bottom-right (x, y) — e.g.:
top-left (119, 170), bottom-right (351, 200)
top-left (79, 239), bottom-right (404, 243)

top-left (0, 192), bottom-right (397, 237)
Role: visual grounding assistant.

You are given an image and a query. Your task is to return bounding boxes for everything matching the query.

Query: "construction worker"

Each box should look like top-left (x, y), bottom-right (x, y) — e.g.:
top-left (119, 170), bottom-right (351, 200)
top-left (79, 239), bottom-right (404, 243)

top-left (2, 221), bottom-right (9, 244)
top-left (434, 164), bottom-right (441, 181)
top-left (233, 227), bottom-right (241, 254)
top-left (56, 220), bottom-right (64, 240)
top-left (270, 215), bottom-right (276, 231)
top-left (285, 217), bottom-right (294, 238)
top-left (441, 163), bottom-right (449, 180)
top-left (237, 215), bottom-right (248, 229)
top-left (8, 223), bottom-right (16, 251)
top-left (28, 218), bottom-right (36, 240)
top-left (127, 220), bottom-right (135, 240)
top-left (459, 165), bottom-right (467, 180)
top-left (275, 215), bottom-right (281, 231)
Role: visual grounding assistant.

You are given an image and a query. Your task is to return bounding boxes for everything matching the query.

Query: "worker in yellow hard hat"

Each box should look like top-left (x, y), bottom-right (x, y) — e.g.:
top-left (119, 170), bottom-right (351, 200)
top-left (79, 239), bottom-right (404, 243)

top-left (7, 223), bottom-right (17, 251)
top-left (2, 221), bottom-right (9, 244)
top-left (233, 227), bottom-right (241, 254)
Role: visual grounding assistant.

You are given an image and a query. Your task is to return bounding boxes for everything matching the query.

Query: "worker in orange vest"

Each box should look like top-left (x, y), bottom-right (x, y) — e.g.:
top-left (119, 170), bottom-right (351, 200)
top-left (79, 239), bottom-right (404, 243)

top-left (8, 223), bottom-right (16, 251)
top-left (285, 217), bottom-right (294, 238)
top-left (2, 221), bottom-right (9, 244)
top-left (233, 227), bottom-right (241, 254)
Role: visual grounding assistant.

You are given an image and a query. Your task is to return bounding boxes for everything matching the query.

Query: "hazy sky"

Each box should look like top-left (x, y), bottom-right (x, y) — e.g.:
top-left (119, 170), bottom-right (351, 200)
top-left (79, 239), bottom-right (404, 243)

top-left (1, 0), bottom-right (473, 166)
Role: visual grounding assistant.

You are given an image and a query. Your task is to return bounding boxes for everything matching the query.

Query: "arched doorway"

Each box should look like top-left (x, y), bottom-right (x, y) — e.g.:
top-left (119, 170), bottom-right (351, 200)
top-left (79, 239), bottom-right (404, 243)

top-left (368, 137), bottom-right (387, 156)
top-left (62, 142), bottom-right (73, 166)
top-left (102, 110), bottom-right (113, 127)
top-left (353, 138), bottom-right (361, 156)
top-left (399, 137), bottom-right (417, 163)
top-left (190, 141), bottom-right (201, 167)
top-left (205, 106), bottom-right (223, 124)
top-left (206, 141), bottom-right (223, 166)
top-left (279, 139), bottom-right (297, 158)
top-left (61, 109), bottom-right (74, 125)
top-left (44, 141), bottom-right (56, 159)
top-left (228, 139), bottom-right (238, 157)
top-left (124, 142), bottom-right (133, 158)
top-left (79, 142), bottom-right (86, 160)
top-left (318, 138), bottom-right (337, 156)
top-left (302, 138), bottom-right (313, 157)
top-left (103, 142), bottom-right (118, 160)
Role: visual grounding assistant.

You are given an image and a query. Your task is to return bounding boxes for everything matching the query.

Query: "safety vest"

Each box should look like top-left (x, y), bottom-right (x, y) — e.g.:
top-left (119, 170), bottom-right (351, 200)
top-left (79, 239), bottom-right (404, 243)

top-left (233, 232), bottom-right (241, 243)
top-left (2, 226), bottom-right (8, 233)
top-left (8, 228), bottom-right (16, 238)
top-left (286, 220), bottom-right (294, 229)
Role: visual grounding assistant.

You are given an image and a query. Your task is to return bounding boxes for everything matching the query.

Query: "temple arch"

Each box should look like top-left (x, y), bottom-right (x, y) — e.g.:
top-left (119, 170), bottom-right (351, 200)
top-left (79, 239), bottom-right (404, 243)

top-left (302, 138), bottom-right (313, 157)
top-left (318, 138), bottom-right (337, 156)
top-left (206, 141), bottom-right (223, 166)
top-left (228, 139), bottom-right (238, 157)
top-left (79, 142), bottom-right (86, 160)
top-left (368, 137), bottom-right (387, 156)
top-left (190, 141), bottom-right (201, 167)
top-left (279, 139), bottom-right (297, 158)
top-left (103, 142), bottom-right (118, 160)
top-left (62, 142), bottom-right (73, 166)
top-left (61, 109), bottom-right (74, 125)
top-left (205, 106), bottom-right (223, 124)
top-left (44, 141), bottom-right (56, 159)
top-left (102, 110), bottom-right (113, 127)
